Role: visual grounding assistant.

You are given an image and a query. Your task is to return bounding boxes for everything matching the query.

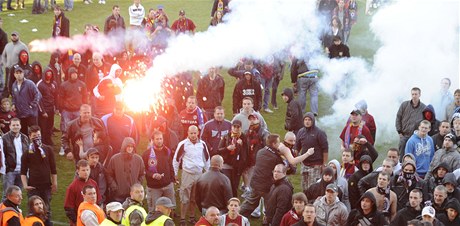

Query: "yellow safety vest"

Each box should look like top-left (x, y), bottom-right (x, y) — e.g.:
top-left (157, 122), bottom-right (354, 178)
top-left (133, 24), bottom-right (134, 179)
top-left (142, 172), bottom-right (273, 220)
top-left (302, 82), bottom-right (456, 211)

top-left (99, 219), bottom-right (119, 226)
top-left (122, 204), bottom-right (148, 226)
top-left (145, 215), bottom-right (172, 226)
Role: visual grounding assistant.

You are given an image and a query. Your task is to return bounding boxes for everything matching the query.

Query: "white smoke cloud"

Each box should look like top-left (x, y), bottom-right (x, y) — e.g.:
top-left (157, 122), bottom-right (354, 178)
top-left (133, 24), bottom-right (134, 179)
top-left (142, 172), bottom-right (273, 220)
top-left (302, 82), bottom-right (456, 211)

top-left (317, 0), bottom-right (459, 151)
top-left (28, 0), bottom-right (459, 151)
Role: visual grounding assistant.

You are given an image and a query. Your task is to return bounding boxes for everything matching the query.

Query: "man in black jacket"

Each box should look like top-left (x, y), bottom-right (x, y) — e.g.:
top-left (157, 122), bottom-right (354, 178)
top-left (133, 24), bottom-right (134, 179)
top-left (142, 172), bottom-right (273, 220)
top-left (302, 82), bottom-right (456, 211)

top-left (142, 130), bottom-right (176, 213)
top-left (194, 155), bottom-right (232, 214)
top-left (348, 155), bottom-right (373, 209)
top-left (295, 113), bottom-right (328, 193)
top-left (37, 67), bottom-right (58, 146)
top-left (282, 88), bottom-right (303, 134)
top-left (2, 118), bottom-right (28, 200)
top-left (217, 119), bottom-right (248, 197)
top-left (347, 191), bottom-right (388, 226)
top-left (265, 164), bottom-right (294, 226)
top-left (20, 125), bottom-right (56, 226)
top-left (240, 134), bottom-right (284, 218)
top-left (391, 188), bottom-right (423, 226)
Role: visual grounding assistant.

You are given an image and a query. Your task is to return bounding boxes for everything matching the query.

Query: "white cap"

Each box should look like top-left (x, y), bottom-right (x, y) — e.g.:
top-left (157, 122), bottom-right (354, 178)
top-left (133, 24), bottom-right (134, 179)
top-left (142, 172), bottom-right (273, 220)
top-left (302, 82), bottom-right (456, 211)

top-left (422, 206), bottom-right (435, 218)
top-left (106, 202), bottom-right (124, 213)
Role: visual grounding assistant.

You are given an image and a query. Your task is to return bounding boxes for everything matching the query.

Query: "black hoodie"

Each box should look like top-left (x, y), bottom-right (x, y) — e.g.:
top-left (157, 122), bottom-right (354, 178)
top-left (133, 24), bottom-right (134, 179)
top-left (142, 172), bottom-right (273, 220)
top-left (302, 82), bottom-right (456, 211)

top-left (390, 201), bottom-right (422, 226)
top-left (438, 198), bottom-right (460, 226)
top-left (29, 61), bottom-right (42, 84)
top-left (295, 112), bottom-right (329, 166)
top-left (443, 173), bottom-right (460, 201)
top-left (428, 162), bottom-right (450, 195)
top-left (37, 67), bottom-right (58, 113)
top-left (232, 71), bottom-right (262, 114)
top-left (347, 191), bottom-right (388, 226)
top-left (418, 104), bottom-right (441, 136)
top-left (349, 155), bottom-right (373, 209)
top-left (282, 88), bottom-right (303, 133)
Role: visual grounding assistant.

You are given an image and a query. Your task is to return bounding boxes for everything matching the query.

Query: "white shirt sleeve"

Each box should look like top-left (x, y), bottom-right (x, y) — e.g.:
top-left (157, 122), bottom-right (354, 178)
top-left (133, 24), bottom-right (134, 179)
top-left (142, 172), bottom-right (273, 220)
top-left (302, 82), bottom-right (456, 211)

top-left (81, 210), bottom-right (100, 226)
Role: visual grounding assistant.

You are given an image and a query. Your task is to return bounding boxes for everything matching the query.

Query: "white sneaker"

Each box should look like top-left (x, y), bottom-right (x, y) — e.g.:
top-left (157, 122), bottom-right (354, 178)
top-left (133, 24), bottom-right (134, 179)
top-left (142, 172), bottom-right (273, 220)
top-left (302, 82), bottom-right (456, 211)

top-left (251, 206), bottom-right (261, 218)
top-left (84, 0), bottom-right (89, 4)
top-left (59, 147), bottom-right (65, 156)
top-left (98, 0), bottom-right (102, 3)
top-left (264, 108), bottom-right (274, 113)
top-left (101, 0), bottom-right (106, 4)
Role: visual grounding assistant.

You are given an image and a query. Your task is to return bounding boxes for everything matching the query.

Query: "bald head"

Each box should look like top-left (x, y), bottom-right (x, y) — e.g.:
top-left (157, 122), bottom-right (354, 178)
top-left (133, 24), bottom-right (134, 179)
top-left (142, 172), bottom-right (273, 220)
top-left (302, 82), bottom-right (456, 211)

top-left (211, 155), bottom-right (224, 169)
top-left (205, 206), bottom-right (220, 225)
top-left (187, 125), bottom-right (199, 143)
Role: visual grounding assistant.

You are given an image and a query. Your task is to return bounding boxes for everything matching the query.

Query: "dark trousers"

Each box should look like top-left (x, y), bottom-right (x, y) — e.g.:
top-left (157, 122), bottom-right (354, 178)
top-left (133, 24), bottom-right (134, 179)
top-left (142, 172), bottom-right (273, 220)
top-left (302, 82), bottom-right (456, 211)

top-left (222, 168), bottom-right (240, 197)
top-left (239, 188), bottom-right (269, 218)
top-left (271, 77), bottom-right (281, 108)
top-left (19, 116), bottom-right (38, 135)
top-left (39, 111), bottom-right (55, 145)
top-left (28, 187), bottom-right (53, 226)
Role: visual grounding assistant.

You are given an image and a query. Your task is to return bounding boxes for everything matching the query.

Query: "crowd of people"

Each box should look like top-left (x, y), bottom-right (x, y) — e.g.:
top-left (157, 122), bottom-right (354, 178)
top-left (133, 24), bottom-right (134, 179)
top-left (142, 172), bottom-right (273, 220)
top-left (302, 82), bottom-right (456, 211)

top-left (0, 0), bottom-right (458, 226)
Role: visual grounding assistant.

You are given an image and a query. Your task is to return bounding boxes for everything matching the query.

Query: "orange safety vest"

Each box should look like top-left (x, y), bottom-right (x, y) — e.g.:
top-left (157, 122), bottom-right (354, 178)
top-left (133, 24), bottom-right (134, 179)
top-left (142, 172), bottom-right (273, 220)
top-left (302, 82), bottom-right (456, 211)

top-left (22, 216), bottom-right (44, 226)
top-left (76, 202), bottom-right (105, 226)
top-left (0, 203), bottom-right (24, 225)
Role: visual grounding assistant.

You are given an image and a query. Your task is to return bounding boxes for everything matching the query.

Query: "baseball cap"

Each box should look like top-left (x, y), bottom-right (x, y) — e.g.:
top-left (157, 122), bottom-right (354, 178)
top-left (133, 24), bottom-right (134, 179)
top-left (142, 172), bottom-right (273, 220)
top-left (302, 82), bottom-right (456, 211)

top-left (106, 202), bottom-right (123, 213)
top-left (243, 71), bottom-right (252, 75)
top-left (179, 10), bottom-right (185, 16)
top-left (13, 65), bottom-right (24, 73)
top-left (157, 5), bottom-right (164, 10)
top-left (326, 183), bottom-right (338, 193)
top-left (350, 109), bottom-right (362, 115)
top-left (232, 120), bottom-right (242, 127)
top-left (86, 148), bottom-right (99, 157)
top-left (422, 206), bottom-right (435, 218)
top-left (248, 114), bottom-right (258, 120)
top-left (11, 31), bottom-right (19, 36)
top-left (155, 197), bottom-right (175, 208)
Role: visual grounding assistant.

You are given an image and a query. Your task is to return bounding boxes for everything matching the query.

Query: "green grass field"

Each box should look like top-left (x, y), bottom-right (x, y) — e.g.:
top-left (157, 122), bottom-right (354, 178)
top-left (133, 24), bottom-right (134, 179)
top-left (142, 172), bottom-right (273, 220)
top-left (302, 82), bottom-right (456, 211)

top-left (1, 0), bottom-right (393, 224)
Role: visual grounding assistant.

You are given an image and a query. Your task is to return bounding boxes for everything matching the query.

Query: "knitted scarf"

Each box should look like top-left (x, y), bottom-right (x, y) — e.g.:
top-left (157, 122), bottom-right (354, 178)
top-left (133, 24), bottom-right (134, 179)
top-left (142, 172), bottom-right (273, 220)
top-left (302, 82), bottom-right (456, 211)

top-left (344, 123), bottom-right (363, 148)
top-left (53, 15), bottom-right (62, 36)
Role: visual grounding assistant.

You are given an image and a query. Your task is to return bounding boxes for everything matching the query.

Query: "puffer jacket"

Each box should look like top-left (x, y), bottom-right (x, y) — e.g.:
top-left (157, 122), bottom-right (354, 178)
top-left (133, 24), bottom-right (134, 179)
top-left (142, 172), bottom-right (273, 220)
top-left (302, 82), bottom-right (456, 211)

top-left (106, 137), bottom-right (145, 202)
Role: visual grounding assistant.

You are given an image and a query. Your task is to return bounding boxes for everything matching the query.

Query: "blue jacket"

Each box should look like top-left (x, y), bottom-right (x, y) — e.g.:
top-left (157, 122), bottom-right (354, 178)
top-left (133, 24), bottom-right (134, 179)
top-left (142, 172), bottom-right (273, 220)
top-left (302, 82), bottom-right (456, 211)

top-left (405, 131), bottom-right (434, 175)
top-left (11, 79), bottom-right (41, 118)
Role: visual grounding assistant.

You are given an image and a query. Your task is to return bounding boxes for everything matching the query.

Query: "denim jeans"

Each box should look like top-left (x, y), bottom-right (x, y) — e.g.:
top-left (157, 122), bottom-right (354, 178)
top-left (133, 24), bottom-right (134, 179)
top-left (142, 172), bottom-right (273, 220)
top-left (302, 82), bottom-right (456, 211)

top-left (260, 77), bottom-right (273, 109)
top-left (2, 171), bottom-right (22, 200)
top-left (297, 77), bottom-right (318, 114)
top-left (60, 110), bottom-right (79, 145)
top-left (64, 0), bottom-right (73, 9)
